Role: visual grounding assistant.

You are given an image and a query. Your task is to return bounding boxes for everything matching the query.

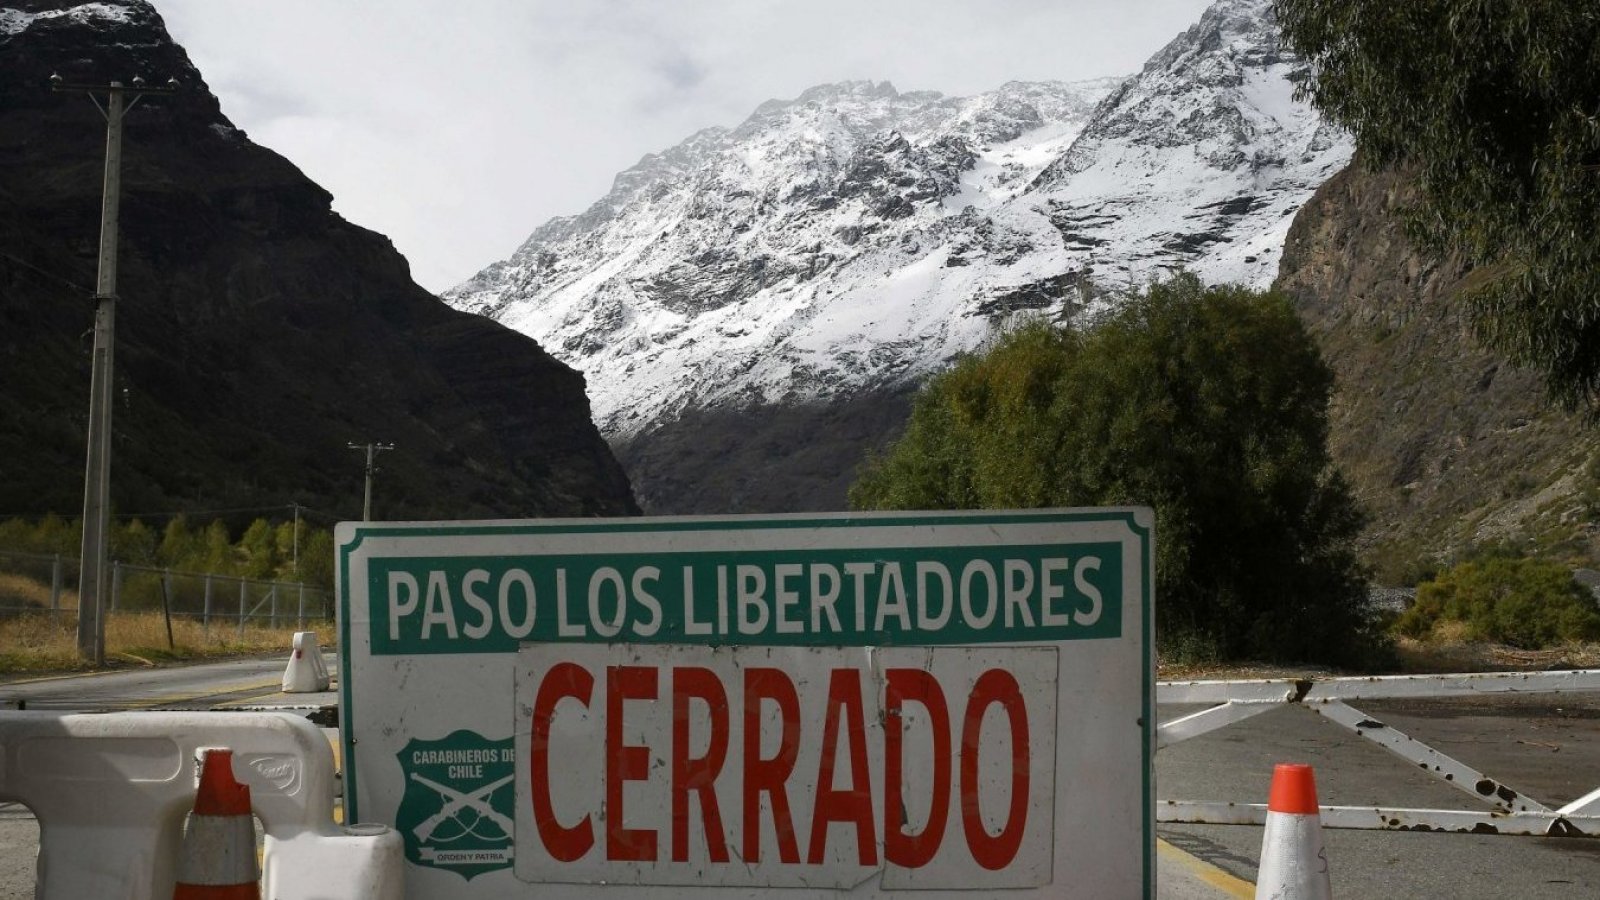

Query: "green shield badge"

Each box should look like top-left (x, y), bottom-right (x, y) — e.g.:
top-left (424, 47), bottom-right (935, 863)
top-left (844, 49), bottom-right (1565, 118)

top-left (395, 730), bottom-right (514, 879)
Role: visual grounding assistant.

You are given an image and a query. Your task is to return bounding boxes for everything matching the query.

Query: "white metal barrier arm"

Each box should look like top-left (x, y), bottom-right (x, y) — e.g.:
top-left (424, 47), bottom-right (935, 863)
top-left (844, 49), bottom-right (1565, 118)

top-left (1156, 670), bottom-right (1600, 706)
top-left (1157, 678), bottom-right (1305, 705)
top-left (1158, 801), bottom-right (1598, 838)
top-left (1312, 699), bottom-right (1553, 815)
top-left (1304, 669), bottom-right (1600, 701)
top-left (1560, 786), bottom-right (1600, 817)
top-left (1157, 700), bottom-right (1279, 751)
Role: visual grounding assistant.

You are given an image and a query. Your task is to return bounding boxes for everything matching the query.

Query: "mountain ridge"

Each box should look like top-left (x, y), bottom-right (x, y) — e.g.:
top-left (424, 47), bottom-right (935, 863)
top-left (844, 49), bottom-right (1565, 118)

top-left (0, 0), bottom-right (638, 521)
top-left (445, 0), bottom-right (1352, 514)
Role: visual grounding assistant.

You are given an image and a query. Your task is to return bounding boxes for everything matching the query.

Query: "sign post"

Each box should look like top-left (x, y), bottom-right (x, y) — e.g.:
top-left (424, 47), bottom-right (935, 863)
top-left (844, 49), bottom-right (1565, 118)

top-left (338, 509), bottom-right (1155, 898)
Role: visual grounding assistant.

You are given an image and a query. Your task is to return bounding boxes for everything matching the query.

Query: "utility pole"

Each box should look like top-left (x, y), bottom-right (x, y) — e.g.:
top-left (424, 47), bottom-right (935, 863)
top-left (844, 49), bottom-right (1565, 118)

top-left (348, 443), bottom-right (394, 521)
top-left (290, 501), bottom-right (301, 580)
top-left (53, 73), bottom-right (176, 664)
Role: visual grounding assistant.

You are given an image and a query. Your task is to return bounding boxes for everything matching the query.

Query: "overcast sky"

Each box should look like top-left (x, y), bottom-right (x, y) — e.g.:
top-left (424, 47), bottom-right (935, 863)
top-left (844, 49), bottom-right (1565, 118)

top-left (156, 0), bottom-right (1214, 293)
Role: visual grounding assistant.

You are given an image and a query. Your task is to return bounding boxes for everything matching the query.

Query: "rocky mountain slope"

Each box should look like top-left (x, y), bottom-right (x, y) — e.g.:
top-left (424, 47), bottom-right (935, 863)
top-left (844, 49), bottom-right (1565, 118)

top-left (1276, 160), bottom-right (1600, 573)
top-left (447, 0), bottom-right (1352, 514)
top-left (0, 1), bottom-right (637, 522)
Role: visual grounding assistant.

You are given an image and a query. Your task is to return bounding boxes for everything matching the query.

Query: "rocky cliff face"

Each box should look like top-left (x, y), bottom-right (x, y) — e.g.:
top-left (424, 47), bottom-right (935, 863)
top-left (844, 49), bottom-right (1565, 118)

top-left (1275, 160), bottom-right (1599, 571)
top-left (0, 1), bottom-right (637, 521)
top-left (448, 0), bottom-right (1351, 514)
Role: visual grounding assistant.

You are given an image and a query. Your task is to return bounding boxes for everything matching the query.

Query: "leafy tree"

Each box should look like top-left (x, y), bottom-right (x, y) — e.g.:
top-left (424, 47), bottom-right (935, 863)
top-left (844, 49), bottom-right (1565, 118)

top-left (273, 521), bottom-right (299, 581)
top-left (0, 515), bottom-right (78, 555)
top-left (158, 516), bottom-right (197, 568)
top-left (852, 275), bottom-right (1377, 664)
top-left (238, 518), bottom-right (278, 579)
top-left (298, 527), bottom-right (336, 592)
top-left (1, 513), bottom-right (336, 590)
top-left (110, 519), bottom-right (157, 567)
top-left (1274, 0), bottom-right (1600, 409)
top-left (198, 520), bottom-right (233, 574)
top-left (1395, 553), bottom-right (1600, 648)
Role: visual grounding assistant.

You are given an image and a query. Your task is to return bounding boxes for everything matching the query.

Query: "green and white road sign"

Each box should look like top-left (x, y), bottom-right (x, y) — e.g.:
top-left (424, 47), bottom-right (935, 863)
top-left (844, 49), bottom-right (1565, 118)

top-left (338, 509), bottom-right (1155, 899)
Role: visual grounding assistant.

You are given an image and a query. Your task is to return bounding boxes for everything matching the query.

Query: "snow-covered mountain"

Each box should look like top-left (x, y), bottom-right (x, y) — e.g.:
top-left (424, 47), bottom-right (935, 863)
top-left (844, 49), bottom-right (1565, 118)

top-left (1032, 0), bottom-right (1346, 287)
top-left (446, 76), bottom-right (1124, 438)
top-left (445, 0), bottom-right (1353, 508)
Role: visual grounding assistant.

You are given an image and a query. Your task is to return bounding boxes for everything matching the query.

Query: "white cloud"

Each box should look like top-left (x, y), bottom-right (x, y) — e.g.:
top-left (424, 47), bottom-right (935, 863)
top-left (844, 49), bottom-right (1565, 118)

top-left (156, 0), bottom-right (1213, 292)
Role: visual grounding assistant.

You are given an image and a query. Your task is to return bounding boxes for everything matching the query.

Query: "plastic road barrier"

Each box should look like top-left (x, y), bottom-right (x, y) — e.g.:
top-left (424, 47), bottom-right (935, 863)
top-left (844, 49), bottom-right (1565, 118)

top-left (173, 749), bottom-right (259, 899)
top-left (0, 710), bottom-right (402, 900)
top-left (282, 631), bottom-right (332, 693)
top-left (1255, 763), bottom-right (1332, 900)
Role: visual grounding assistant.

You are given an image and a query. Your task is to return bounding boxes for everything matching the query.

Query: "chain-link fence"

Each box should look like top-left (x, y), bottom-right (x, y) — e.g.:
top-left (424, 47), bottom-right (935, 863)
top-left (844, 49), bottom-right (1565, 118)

top-left (0, 549), bottom-right (332, 631)
top-left (0, 550), bottom-right (78, 624)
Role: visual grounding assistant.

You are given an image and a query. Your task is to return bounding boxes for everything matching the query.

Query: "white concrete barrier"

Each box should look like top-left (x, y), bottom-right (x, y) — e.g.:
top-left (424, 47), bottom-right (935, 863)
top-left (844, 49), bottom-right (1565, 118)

top-left (282, 631), bottom-right (332, 693)
top-left (0, 710), bottom-right (400, 900)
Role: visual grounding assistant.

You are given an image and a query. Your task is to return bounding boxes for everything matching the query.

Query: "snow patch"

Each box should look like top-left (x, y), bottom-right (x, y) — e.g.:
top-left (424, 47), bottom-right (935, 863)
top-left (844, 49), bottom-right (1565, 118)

top-left (1, 2), bottom-right (134, 36)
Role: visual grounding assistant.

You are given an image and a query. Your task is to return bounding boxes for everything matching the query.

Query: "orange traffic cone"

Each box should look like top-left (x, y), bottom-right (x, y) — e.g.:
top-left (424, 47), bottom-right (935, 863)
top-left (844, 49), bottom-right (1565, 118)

top-left (173, 749), bottom-right (260, 899)
top-left (1255, 763), bottom-right (1331, 900)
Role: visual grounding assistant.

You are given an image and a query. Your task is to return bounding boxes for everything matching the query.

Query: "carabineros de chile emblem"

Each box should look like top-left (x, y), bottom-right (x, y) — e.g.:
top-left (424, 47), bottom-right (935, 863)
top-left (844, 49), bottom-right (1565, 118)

top-left (395, 730), bottom-right (515, 879)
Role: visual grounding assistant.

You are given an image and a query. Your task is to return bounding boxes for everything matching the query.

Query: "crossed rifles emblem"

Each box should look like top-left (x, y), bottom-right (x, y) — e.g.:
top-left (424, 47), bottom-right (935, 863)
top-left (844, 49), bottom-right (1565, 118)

top-left (410, 772), bottom-right (515, 842)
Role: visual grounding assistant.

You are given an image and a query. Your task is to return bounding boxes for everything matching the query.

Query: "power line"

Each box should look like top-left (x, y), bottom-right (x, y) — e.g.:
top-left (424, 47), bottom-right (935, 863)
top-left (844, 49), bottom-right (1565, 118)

top-left (0, 503), bottom-right (345, 523)
top-left (0, 249), bottom-right (93, 295)
top-left (293, 504), bottom-right (345, 524)
top-left (109, 504), bottom-right (300, 520)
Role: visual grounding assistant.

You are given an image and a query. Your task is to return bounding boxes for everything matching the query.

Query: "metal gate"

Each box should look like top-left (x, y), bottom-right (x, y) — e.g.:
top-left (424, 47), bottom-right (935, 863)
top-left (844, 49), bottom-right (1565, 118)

top-left (1157, 670), bottom-right (1600, 837)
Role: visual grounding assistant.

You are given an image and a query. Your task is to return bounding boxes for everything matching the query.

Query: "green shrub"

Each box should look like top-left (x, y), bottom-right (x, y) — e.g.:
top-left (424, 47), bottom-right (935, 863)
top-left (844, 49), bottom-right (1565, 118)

top-left (1395, 555), bottom-right (1600, 648)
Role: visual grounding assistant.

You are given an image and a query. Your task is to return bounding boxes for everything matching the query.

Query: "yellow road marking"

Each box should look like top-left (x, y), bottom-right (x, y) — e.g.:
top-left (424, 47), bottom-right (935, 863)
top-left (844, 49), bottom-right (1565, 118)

top-left (127, 679), bottom-right (283, 710)
top-left (1157, 837), bottom-right (1255, 898)
top-left (0, 668), bottom-right (119, 687)
top-left (213, 687), bottom-right (295, 707)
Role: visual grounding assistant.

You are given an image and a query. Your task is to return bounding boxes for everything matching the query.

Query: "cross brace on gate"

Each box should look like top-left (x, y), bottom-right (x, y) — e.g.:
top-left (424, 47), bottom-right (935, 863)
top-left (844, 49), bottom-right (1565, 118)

top-left (1156, 669), bottom-right (1600, 838)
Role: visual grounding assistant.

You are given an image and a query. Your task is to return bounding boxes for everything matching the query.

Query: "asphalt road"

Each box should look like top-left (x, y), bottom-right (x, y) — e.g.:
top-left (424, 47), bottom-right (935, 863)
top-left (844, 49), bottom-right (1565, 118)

top-left (0, 656), bottom-right (310, 711)
top-left (3, 661), bottom-right (1598, 897)
top-left (0, 802), bottom-right (32, 900)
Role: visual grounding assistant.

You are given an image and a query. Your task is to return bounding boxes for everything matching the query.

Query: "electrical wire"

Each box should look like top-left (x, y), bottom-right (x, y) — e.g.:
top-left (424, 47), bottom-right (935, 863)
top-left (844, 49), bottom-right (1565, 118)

top-left (0, 503), bottom-right (353, 523)
top-left (0, 249), bottom-right (93, 295)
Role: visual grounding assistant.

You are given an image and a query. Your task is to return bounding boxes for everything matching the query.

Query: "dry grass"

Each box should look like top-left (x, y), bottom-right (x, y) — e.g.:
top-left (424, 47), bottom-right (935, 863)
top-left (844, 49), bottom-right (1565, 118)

top-left (1393, 636), bottom-right (1600, 673)
top-left (0, 611), bottom-right (336, 675)
top-left (0, 572), bottom-right (77, 611)
top-left (1156, 660), bottom-right (1341, 681)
